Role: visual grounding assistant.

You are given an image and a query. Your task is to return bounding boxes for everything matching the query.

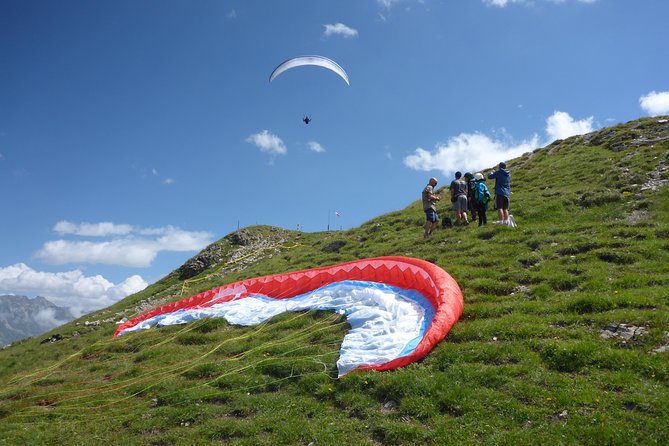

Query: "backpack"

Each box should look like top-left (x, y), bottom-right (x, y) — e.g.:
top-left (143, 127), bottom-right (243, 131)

top-left (474, 182), bottom-right (491, 208)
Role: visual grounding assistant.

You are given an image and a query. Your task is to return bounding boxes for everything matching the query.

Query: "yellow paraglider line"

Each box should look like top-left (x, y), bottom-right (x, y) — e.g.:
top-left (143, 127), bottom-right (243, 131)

top-left (0, 309), bottom-right (346, 421)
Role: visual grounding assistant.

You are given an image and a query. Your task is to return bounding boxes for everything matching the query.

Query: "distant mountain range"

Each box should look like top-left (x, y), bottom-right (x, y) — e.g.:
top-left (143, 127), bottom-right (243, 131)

top-left (0, 295), bottom-right (74, 346)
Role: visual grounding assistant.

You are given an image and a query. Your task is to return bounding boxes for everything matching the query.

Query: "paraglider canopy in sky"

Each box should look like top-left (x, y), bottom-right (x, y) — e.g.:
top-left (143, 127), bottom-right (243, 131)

top-left (269, 55), bottom-right (350, 86)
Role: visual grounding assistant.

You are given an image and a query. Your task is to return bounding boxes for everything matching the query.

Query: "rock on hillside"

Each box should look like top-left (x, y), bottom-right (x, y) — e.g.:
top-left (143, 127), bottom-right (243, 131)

top-left (177, 226), bottom-right (296, 280)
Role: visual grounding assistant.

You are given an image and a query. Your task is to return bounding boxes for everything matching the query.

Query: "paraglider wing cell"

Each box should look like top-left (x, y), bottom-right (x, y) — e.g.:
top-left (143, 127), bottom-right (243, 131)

top-left (114, 256), bottom-right (462, 376)
top-left (269, 55), bottom-right (350, 85)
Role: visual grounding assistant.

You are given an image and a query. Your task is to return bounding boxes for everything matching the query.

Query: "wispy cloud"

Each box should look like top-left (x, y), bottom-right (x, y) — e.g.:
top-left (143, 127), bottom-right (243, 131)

top-left (377, 0), bottom-right (429, 10)
top-left (483, 0), bottom-right (597, 7)
top-left (482, 0), bottom-right (525, 7)
top-left (639, 90), bottom-right (669, 116)
top-left (226, 9), bottom-right (237, 19)
top-left (323, 23), bottom-right (358, 38)
top-left (36, 224), bottom-right (214, 268)
top-left (0, 263), bottom-right (147, 317)
top-left (307, 141), bottom-right (326, 153)
top-left (54, 221), bottom-right (133, 237)
top-left (34, 307), bottom-right (72, 329)
top-left (403, 110), bottom-right (594, 176)
top-left (377, 0), bottom-right (398, 9)
top-left (131, 165), bottom-right (175, 185)
top-left (246, 130), bottom-right (287, 155)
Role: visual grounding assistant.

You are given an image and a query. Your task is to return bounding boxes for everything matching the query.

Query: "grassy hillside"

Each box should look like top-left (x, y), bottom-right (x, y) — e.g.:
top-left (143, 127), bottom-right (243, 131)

top-left (1, 117), bottom-right (668, 445)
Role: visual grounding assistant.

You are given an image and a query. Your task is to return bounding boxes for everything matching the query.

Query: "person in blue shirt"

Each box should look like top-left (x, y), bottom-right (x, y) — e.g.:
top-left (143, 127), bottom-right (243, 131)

top-left (488, 162), bottom-right (511, 224)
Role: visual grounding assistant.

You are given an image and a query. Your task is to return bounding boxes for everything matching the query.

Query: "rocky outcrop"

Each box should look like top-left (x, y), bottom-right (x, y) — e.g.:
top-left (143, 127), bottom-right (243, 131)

top-left (177, 226), bottom-right (295, 280)
top-left (581, 116), bottom-right (669, 152)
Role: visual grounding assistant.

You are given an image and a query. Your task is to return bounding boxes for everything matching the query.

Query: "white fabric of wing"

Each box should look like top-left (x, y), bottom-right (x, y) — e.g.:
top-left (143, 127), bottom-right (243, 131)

top-left (121, 283), bottom-right (426, 377)
top-left (270, 56), bottom-right (350, 85)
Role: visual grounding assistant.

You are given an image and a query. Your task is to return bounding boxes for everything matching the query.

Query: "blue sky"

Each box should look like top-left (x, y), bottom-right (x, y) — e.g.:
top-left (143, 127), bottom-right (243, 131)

top-left (1, 0), bottom-right (668, 317)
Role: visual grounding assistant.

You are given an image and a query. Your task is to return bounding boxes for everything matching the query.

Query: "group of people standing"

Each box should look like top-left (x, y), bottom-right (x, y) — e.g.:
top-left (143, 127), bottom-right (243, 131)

top-left (422, 162), bottom-right (512, 237)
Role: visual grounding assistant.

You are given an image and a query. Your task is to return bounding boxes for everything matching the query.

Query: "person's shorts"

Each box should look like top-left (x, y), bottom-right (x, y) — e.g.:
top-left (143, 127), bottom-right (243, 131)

top-left (454, 195), bottom-right (468, 211)
top-left (425, 209), bottom-right (438, 223)
top-left (496, 195), bottom-right (510, 210)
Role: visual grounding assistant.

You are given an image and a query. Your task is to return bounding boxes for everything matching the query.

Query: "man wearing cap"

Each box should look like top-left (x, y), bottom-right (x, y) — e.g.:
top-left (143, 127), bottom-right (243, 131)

top-left (488, 162), bottom-right (511, 224)
top-left (422, 177), bottom-right (441, 237)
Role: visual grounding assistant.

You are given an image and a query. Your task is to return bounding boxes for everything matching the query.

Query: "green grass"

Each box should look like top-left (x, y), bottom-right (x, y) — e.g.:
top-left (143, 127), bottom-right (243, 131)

top-left (1, 116), bottom-right (668, 445)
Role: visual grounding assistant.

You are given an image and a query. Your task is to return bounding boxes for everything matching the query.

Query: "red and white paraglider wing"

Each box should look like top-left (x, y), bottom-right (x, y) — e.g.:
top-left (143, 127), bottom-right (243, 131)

top-left (114, 256), bottom-right (463, 376)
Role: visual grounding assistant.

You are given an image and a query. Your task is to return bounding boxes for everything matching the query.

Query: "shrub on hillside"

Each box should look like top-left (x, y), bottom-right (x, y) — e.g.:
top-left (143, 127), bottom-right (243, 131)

top-left (517, 253), bottom-right (541, 268)
top-left (469, 278), bottom-right (515, 296)
top-left (531, 283), bottom-right (553, 299)
top-left (596, 249), bottom-right (638, 265)
top-left (575, 190), bottom-right (623, 208)
top-left (557, 242), bottom-right (599, 256)
top-left (566, 296), bottom-right (615, 314)
top-left (540, 340), bottom-right (597, 372)
top-left (175, 332), bottom-right (210, 345)
top-left (547, 273), bottom-right (581, 291)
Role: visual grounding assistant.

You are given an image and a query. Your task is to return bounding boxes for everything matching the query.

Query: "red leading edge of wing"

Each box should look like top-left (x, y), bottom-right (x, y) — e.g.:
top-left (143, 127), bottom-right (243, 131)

top-left (113, 256), bottom-right (463, 373)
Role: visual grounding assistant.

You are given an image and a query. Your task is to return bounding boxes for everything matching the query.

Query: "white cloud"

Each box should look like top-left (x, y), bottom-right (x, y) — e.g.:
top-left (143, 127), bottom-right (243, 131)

top-left (163, 177), bottom-right (175, 185)
top-left (246, 130), bottom-right (287, 155)
top-left (403, 110), bottom-right (598, 175)
top-left (34, 307), bottom-right (71, 329)
top-left (0, 263), bottom-right (148, 317)
top-left (36, 240), bottom-right (158, 268)
top-left (152, 226), bottom-right (213, 251)
top-left (323, 23), bottom-right (358, 38)
top-left (483, 0), bottom-right (525, 7)
top-left (226, 9), bottom-right (237, 19)
top-left (36, 225), bottom-right (214, 268)
top-left (639, 90), bottom-right (669, 116)
top-left (545, 110), bottom-right (594, 141)
top-left (484, 0), bottom-right (597, 6)
top-left (377, 0), bottom-right (397, 8)
top-left (54, 221), bottom-right (133, 237)
top-left (307, 141), bottom-right (326, 153)
top-left (377, 0), bottom-right (430, 10)
top-left (404, 132), bottom-right (539, 176)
